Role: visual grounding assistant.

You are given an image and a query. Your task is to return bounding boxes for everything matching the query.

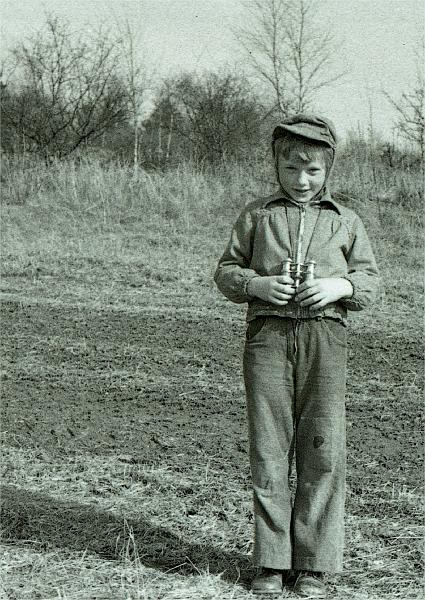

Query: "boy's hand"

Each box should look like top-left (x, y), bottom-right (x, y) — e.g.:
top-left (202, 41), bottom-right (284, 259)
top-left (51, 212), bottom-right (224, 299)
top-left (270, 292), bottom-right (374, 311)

top-left (295, 278), bottom-right (353, 308)
top-left (247, 275), bottom-right (295, 305)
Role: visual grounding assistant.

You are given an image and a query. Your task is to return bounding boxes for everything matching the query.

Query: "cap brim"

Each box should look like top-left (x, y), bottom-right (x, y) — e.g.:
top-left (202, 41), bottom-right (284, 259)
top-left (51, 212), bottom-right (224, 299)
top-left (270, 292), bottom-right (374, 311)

top-left (273, 123), bottom-right (336, 149)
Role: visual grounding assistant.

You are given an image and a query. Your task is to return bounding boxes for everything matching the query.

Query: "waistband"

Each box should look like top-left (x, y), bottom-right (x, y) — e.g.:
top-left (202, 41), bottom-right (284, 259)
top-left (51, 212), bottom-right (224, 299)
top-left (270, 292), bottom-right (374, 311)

top-left (246, 299), bottom-right (347, 323)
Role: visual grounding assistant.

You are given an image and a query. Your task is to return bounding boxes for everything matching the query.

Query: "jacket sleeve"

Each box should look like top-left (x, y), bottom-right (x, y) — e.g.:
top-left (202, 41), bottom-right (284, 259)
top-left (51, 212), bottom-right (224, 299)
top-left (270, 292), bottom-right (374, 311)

top-left (341, 215), bottom-right (380, 311)
top-left (214, 206), bottom-right (260, 303)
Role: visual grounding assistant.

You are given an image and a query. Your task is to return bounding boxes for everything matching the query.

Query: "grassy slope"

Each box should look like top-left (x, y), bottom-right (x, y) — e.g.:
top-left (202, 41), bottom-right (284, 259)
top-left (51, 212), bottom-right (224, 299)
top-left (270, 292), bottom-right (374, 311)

top-left (1, 156), bottom-right (423, 599)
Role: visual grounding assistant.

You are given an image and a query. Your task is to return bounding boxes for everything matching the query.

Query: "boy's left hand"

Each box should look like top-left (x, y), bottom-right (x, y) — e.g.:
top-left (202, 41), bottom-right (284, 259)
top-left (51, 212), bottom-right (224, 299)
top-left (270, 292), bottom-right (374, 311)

top-left (295, 278), bottom-right (353, 308)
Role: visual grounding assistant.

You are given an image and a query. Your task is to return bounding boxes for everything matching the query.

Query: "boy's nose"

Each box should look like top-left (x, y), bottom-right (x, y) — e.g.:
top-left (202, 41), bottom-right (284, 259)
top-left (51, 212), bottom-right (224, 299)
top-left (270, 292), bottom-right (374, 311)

top-left (296, 171), bottom-right (308, 185)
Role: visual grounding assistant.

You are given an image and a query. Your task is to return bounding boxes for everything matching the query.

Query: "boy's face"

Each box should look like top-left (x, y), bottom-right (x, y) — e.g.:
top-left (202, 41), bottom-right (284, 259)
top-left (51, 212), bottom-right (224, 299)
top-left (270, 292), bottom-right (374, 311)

top-left (277, 151), bottom-right (327, 203)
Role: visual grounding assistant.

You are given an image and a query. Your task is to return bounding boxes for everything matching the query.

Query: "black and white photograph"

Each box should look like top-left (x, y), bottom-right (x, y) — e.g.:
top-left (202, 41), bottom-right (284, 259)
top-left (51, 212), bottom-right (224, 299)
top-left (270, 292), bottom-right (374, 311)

top-left (1, 1), bottom-right (423, 598)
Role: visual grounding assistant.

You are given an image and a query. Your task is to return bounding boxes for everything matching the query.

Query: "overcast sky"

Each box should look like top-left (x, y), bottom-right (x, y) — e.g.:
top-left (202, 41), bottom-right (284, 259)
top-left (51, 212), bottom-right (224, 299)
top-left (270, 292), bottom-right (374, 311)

top-left (1, 0), bottom-right (424, 140)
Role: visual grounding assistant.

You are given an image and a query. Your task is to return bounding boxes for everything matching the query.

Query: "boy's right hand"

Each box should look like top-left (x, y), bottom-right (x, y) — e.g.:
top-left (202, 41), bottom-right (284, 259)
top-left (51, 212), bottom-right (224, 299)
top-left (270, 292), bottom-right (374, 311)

top-left (247, 275), bottom-right (295, 305)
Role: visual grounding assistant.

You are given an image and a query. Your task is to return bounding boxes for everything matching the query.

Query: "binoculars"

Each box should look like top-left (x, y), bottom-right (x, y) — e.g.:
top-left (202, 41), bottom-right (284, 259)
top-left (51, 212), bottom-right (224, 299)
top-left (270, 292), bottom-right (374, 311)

top-left (281, 258), bottom-right (316, 288)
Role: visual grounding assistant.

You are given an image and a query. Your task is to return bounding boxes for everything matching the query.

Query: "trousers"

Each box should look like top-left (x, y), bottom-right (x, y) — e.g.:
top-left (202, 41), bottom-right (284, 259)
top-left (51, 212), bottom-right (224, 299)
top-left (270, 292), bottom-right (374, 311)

top-left (243, 316), bottom-right (347, 573)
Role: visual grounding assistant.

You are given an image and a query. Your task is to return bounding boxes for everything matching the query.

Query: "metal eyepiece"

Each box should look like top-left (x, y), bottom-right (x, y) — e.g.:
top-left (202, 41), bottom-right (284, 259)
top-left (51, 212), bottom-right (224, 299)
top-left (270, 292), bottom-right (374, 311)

top-left (281, 258), bottom-right (316, 288)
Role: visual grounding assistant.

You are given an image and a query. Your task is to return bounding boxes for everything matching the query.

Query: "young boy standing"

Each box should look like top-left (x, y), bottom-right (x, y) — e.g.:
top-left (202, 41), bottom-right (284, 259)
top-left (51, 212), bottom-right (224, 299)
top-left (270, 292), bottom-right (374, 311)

top-left (214, 114), bottom-right (379, 598)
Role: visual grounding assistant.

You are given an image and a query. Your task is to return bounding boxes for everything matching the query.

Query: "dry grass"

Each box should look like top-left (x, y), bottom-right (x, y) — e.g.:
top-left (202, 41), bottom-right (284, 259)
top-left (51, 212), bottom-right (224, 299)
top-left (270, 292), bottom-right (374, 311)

top-left (1, 153), bottom-right (424, 599)
top-left (1, 447), bottom-right (423, 599)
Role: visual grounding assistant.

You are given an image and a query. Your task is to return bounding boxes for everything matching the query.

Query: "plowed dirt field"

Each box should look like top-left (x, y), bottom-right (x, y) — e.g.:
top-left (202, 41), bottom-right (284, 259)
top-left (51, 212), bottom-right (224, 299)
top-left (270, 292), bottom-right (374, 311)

top-left (2, 298), bottom-right (422, 496)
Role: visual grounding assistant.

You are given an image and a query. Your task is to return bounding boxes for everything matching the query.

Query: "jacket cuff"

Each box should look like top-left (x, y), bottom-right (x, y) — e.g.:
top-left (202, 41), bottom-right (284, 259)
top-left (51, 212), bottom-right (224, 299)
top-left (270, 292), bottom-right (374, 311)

top-left (243, 273), bottom-right (260, 301)
top-left (340, 276), bottom-right (365, 311)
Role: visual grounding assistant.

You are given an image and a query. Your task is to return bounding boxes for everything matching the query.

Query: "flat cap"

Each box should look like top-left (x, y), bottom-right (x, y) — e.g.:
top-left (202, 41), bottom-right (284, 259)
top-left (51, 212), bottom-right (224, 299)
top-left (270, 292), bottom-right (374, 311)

top-left (273, 114), bottom-right (338, 149)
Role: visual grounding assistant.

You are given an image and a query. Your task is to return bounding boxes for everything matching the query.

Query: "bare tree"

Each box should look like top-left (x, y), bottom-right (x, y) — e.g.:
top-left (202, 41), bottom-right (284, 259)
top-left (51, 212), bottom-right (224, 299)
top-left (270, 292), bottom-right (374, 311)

top-left (235, 0), bottom-right (345, 117)
top-left (235, 0), bottom-right (290, 116)
top-left (143, 72), bottom-right (263, 166)
top-left (116, 17), bottom-right (154, 172)
top-left (384, 38), bottom-right (425, 165)
top-left (1, 15), bottom-right (128, 159)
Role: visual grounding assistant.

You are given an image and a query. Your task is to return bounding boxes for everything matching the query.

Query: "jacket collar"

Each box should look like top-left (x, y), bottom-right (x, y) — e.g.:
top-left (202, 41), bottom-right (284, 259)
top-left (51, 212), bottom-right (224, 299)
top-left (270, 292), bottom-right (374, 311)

top-left (261, 188), bottom-right (342, 214)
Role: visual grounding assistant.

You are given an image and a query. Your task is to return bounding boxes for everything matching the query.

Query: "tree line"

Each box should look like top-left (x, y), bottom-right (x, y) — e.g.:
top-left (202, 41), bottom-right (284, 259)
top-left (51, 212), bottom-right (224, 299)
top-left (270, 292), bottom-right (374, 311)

top-left (1, 1), bottom-right (423, 168)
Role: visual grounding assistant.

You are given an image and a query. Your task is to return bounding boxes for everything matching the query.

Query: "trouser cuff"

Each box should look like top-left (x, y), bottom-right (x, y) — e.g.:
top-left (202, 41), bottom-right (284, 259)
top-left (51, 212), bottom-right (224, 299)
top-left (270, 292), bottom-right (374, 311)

top-left (292, 557), bottom-right (343, 574)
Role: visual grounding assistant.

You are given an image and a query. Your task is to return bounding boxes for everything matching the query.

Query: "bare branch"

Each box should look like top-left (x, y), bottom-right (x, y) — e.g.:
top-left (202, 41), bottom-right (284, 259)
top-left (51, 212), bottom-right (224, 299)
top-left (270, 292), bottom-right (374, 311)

top-left (1, 14), bottom-right (128, 158)
top-left (383, 38), bottom-right (425, 161)
top-left (234, 0), bottom-right (346, 115)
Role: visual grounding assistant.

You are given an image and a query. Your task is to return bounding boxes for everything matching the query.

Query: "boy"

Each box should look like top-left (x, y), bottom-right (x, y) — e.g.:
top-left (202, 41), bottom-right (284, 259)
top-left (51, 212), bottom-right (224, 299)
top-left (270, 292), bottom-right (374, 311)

top-left (214, 114), bottom-right (379, 598)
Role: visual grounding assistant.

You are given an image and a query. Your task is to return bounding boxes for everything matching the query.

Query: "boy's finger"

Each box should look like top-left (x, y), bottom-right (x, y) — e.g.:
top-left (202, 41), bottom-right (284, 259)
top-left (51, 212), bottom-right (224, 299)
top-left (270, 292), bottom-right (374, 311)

top-left (297, 280), bottom-right (315, 293)
top-left (299, 293), bottom-right (322, 307)
top-left (296, 286), bottom-right (318, 301)
top-left (279, 285), bottom-right (296, 295)
top-left (276, 275), bottom-right (294, 284)
top-left (274, 281), bottom-right (295, 292)
top-left (273, 291), bottom-right (293, 301)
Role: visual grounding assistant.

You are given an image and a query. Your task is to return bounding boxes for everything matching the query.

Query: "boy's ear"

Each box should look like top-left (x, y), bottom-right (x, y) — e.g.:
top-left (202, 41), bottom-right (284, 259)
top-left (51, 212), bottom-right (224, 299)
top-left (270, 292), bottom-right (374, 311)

top-left (272, 136), bottom-right (283, 157)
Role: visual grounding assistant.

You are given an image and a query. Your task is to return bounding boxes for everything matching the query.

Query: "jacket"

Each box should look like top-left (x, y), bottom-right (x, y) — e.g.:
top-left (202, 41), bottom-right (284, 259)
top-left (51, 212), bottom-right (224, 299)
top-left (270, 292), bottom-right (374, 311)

top-left (214, 190), bottom-right (379, 322)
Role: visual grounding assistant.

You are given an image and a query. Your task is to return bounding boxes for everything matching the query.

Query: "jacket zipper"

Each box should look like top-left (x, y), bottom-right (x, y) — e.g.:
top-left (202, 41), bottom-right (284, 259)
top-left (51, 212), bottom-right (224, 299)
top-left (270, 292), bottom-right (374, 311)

top-left (295, 204), bottom-right (306, 317)
top-left (293, 204), bottom-right (306, 288)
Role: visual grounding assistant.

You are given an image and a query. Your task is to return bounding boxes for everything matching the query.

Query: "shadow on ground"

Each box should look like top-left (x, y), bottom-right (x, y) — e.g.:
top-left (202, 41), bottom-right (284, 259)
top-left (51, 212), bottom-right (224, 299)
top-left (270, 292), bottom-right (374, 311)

top-left (1, 484), bottom-right (254, 586)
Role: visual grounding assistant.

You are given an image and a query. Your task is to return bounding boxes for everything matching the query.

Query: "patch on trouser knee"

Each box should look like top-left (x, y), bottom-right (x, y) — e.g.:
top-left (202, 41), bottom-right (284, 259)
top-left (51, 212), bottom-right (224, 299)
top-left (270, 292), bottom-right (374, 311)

top-left (298, 417), bottom-right (334, 473)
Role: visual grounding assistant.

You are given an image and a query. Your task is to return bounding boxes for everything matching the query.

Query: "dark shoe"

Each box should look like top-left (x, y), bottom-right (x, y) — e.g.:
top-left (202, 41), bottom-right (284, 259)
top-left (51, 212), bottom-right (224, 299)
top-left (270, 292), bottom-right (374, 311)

top-left (294, 571), bottom-right (326, 598)
top-left (251, 568), bottom-right (283, 595)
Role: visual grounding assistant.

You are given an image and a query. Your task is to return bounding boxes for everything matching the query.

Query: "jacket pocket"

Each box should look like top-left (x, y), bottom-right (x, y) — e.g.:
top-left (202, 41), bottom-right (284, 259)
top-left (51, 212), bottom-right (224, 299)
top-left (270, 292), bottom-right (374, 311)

top-left (246, 317), bottom-right (267, 342)
top-left (322, 318), bottom-right (347, 347)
